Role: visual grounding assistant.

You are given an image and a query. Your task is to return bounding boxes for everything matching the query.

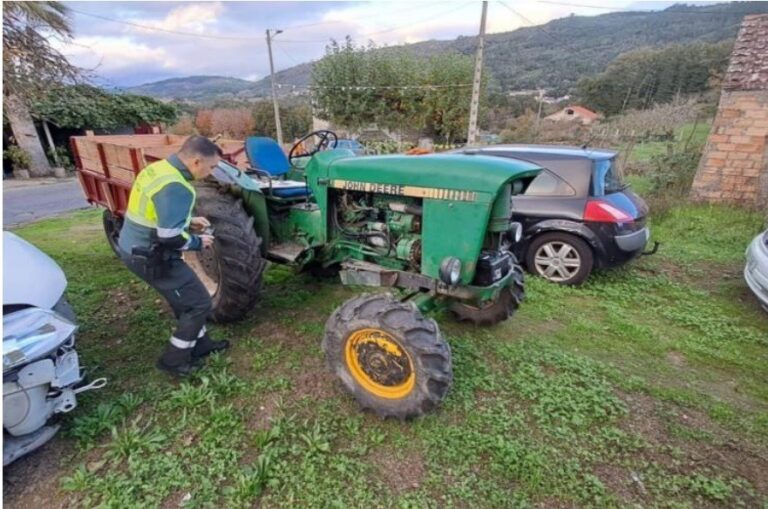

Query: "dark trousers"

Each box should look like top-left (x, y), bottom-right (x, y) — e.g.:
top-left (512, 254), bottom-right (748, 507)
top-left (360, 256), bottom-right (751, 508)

top-left (122, 253), bottom-right (212, 345)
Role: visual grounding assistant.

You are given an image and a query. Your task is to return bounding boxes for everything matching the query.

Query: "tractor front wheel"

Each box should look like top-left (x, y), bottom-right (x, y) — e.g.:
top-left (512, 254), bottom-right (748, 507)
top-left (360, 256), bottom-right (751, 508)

top-left (323, 294), bottom-right (452, 419)
top-left (450, 261), bottom-right (525, 326)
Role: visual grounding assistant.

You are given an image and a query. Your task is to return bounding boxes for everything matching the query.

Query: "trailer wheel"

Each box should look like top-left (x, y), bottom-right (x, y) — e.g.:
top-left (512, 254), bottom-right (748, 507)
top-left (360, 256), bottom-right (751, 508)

top-left (450, 261), bottom-right (525, 326)
top-left (102, 210), bottom-right (123, 257)
top-left (188, 183), bottom-right (266, 323)
top-left (323, 294), bottom-right (452, 419)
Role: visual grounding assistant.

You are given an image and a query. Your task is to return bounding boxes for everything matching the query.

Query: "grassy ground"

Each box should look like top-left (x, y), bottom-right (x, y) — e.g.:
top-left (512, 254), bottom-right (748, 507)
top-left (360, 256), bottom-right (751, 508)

top-left (626, 122), bottom-right (712, 164)
top-left (4, 202), bottom-right (768, 509)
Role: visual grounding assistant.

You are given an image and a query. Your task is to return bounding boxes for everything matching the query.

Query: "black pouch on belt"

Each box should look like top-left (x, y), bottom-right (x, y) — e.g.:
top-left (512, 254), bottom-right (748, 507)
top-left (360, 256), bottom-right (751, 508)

top-left (131, 240), bottom-right (170, 279)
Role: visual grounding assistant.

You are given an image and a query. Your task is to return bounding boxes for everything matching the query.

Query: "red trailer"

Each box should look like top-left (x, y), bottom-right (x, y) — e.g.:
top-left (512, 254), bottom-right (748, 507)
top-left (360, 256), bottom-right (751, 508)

top-left (71, 133), bottom-right (248, 252)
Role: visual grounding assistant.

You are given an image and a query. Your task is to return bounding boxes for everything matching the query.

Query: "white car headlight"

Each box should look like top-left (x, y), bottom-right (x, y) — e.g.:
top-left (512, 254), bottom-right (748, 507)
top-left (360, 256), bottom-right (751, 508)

top-left (3, 308), bottom-right (77, 373)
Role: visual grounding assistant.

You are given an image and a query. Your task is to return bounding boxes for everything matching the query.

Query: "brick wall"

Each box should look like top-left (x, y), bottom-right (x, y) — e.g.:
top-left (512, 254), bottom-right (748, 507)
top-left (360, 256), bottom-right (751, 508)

top-left (690, 90), bottom-right (768, 207)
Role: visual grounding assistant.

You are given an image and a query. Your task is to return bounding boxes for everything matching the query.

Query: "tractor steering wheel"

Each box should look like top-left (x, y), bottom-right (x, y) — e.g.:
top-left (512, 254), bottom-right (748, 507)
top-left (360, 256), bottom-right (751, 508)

top-left (288, 130), bottom-right (338, 166)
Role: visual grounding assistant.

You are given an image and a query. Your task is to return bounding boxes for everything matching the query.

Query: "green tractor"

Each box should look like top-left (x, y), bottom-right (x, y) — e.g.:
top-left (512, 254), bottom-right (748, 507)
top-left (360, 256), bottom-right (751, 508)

top-left (93, 131), bottom-right (543, 418)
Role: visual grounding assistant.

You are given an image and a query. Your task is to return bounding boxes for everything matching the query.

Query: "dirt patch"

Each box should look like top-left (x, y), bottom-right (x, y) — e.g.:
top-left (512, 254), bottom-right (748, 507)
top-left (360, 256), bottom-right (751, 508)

top-left (369, 446), bottom-right (425, 493)
top-left (666, 350), bottom-right (686, 367)
top-left (244, 394), bottom-right (281, 431)
top-left (3, 439), bottom-right (76, 509)
top-left (618, 391), bottom-right (768, 499)
top-left (592, 463), bottom-right (642, 503)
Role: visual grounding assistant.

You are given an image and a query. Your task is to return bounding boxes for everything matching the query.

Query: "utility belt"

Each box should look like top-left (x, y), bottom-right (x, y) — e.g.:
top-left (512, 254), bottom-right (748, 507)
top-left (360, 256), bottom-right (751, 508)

top-left (130, 233), bottom-right (177, 279)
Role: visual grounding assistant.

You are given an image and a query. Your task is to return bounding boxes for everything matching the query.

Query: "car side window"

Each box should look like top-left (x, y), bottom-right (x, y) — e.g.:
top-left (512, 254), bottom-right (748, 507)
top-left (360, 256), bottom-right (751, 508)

top-left (524, 169), bottom-right (576, 197)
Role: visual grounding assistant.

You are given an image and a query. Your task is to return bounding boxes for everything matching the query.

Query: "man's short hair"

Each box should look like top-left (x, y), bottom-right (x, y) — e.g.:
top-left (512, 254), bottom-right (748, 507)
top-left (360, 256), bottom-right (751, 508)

top-left (179, 135), bottom-right (222, 159)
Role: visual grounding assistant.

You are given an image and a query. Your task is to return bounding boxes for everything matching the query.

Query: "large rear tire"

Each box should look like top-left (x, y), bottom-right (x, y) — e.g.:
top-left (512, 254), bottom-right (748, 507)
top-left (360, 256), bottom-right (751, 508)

top-left (188, 183), bottom-right (267, 323)
top-left (323, 294), bottom-right (452, 419)
top-left (102, 210), bottom-right (123, 257)
top-left (450, 258), bottom-right (525, 326)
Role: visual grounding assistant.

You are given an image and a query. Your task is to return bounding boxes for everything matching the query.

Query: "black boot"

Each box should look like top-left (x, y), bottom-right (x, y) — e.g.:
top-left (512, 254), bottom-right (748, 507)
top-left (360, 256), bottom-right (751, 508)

top-left (157, 344), bottom-right (201, 376)
top-left (192, 333), bottom-right (230, 359)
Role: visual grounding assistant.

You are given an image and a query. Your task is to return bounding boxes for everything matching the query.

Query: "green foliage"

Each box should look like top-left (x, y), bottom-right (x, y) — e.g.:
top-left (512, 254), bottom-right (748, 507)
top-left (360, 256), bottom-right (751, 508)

top-left (251, 100), bottom-right (312, 141)
top-left (3, 1), bottom-right (80, 101)
top-left (47, 145), bottom-right (73, 170)
top-left (312, 38), bottom-right (476, 142)
top-left (578, 41), bottom-right (732, 115)
top-left (9, 202), bottom-right (768, 508)
top-left (3, 144), bottom-right (31, 169)
top-left (32, 84), bottom-right (179, 129)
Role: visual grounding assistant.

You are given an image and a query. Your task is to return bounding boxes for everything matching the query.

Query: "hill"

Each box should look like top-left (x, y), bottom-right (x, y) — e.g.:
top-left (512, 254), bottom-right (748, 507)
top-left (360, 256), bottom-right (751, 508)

top-left (128, 2), bottom-right (768, 103)
top-left (126, 75), bottom-right (259, 102)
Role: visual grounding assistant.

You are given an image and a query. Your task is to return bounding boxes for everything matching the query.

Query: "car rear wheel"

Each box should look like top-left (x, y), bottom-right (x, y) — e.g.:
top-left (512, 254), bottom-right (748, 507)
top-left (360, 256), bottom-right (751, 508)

top-left (526, 232), bottom-right (593, 285)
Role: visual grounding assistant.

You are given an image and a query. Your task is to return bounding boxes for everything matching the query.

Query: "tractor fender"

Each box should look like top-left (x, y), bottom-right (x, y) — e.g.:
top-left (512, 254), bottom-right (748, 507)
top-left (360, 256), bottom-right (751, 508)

top-left (522, 219), bottom-right (607, 262)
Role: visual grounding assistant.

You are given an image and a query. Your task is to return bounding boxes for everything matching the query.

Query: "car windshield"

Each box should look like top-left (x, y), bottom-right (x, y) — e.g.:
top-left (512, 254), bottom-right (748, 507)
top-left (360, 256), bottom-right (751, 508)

top-left (592, 158), bottom-right (625, 195)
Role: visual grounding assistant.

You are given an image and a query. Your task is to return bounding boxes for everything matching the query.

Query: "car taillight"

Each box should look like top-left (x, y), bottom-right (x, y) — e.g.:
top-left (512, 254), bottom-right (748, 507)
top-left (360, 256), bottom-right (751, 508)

top-left (583, 199), bottom-right (634, 223)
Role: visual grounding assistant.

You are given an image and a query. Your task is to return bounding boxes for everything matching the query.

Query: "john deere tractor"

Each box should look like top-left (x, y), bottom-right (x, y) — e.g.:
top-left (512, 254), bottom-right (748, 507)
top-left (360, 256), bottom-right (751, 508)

top-left (95, 131), bottom-right (543, 418)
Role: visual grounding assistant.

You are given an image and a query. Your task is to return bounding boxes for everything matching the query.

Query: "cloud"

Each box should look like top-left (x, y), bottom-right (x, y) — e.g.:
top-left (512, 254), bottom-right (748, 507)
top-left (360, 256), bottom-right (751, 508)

top-left (132, 2), bottom-right (224, 35)
top-left (59, 0), bottom-right (657, 87)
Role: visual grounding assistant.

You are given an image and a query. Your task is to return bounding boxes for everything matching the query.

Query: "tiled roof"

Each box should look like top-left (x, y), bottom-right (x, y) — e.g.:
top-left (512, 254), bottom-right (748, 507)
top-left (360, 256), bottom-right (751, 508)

top-left (724, 14), bottom-right (768, 91)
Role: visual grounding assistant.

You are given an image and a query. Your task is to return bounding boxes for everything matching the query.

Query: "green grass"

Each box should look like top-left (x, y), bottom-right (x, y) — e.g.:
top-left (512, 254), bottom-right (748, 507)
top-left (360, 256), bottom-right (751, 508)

top-left (7, 204), bottom-right (768, 508)
top-left (627, 121), bottom-right (712, 164)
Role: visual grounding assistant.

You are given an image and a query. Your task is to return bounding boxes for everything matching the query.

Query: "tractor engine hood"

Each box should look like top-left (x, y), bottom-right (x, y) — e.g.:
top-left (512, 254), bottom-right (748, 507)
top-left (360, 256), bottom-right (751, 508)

top-left (310, 152), bottom-right (541, 204)
top-left (3, 232), bottom-right (67, 310)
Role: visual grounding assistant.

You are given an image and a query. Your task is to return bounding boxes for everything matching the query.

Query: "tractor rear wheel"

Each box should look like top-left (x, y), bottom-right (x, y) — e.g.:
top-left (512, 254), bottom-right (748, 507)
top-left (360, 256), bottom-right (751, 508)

top-left (450, 261), bottom-right (525, 326)
top-left (187, 183), bottom-right (267, 323)
top-left (102, 209), bottom-right (123, 257)
top-left (323, 293), bottom-right (452, 419)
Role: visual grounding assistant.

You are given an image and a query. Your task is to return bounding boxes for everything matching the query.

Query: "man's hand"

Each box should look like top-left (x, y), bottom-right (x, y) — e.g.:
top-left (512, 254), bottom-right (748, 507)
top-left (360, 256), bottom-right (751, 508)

top-left (190, 216), bottom-right (211, 233)
top-left (199, 234), bottom-right (215, 249)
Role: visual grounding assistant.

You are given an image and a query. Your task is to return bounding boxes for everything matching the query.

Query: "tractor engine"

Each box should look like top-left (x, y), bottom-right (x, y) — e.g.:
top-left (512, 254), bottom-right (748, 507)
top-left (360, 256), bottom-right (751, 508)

top-left (332, 192), bottom-right (423, 270)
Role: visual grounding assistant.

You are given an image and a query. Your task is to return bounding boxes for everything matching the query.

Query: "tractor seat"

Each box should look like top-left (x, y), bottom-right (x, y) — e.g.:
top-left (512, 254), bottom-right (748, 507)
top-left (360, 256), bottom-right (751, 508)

top-left (245, 136), bottom-right (309, 199)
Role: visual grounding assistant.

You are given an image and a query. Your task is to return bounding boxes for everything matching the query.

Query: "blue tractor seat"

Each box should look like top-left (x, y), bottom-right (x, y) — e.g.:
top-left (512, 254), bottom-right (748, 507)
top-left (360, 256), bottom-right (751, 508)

top-left (245, 136), bottom-right (309, 198)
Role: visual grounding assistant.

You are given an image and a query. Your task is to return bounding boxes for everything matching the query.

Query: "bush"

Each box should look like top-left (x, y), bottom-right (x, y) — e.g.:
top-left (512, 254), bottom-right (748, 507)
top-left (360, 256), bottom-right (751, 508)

top-left (4, 145), bottom-right (31, 170)
top-left (645, 145), bottom-right (702, 218)
top-left (47, 146), bottom-right (73, 171)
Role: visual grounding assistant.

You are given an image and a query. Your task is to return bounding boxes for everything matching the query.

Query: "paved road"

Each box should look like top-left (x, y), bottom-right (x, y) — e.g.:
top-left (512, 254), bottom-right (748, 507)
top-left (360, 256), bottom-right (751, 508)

top-left (3, 179), bottom-right (91, 226)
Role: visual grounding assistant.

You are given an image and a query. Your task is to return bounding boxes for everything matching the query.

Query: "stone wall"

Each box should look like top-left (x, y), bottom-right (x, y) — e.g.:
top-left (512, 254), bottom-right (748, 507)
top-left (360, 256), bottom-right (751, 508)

top-left (690, 90), bottom-right (768, 207)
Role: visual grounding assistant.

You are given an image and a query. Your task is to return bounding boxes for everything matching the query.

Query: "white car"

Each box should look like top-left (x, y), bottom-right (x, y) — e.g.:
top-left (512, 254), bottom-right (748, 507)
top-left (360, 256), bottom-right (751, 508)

top-left (745, 229), bottom-right (768, 312)
top-left (3, 232), bottom-right (105, 465)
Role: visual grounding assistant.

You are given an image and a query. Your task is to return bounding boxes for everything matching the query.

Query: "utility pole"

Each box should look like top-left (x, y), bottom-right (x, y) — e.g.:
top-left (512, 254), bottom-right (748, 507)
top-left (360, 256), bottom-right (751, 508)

top-left (466, 0), bottom-right (488, 145)
top-left (534, 88), bottom-right (544, 140)
top-left (266, 29), bottom-right (284, 146)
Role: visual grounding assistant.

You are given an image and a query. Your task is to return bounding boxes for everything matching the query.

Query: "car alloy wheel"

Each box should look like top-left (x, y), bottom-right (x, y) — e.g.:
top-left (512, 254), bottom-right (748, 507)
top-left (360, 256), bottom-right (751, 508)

top-left (533, 241), bottom-right (582, 282)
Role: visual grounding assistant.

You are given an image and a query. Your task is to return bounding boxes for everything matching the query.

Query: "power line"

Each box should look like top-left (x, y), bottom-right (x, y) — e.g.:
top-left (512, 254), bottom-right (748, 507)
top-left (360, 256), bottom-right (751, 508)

top-left (363, 2), bottom-right (473, 37)
top-left (68, 7), bottom-right (265, 41)
top-left (278, 83), bottom-right (473, 90)
top-left (277, 2), bottom-right (474, 44)
top-left (497, 1), bottom-right (564, 45)
top-left (537, 0), bottom-right (768, 15)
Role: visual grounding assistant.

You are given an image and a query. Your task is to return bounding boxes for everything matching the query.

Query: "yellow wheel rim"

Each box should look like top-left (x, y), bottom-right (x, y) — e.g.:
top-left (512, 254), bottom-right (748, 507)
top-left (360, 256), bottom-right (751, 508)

top-left (344, 328), bottom-right (415, 400)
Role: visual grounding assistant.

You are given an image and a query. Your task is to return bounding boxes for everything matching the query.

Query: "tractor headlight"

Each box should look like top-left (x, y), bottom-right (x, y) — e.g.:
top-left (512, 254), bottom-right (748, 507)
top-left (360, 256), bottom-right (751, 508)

top-left (3, 308), bottom-right (77, 373)
top-left (439, 257), bottom-right (462, 285)
top-left (510, 222), bottom-right (523, 243)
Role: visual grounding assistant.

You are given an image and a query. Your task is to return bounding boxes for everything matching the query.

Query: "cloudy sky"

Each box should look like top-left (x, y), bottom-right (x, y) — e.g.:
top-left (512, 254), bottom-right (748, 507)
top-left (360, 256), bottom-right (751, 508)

top-left (59, 1), bottom-right (688, 87)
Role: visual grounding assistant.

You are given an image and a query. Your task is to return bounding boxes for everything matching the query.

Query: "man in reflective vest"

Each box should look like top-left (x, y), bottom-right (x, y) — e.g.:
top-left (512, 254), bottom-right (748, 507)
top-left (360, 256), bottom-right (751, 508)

top-left (118, 135), bottom-right (229, 376)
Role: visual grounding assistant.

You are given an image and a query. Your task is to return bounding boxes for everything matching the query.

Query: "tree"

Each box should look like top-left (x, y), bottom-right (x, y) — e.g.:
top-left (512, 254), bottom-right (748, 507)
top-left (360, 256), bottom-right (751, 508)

top-left (210, 108), bottom-right (255, 139)
top-left (31, 85), bottom-right (179, 130)
top-left (3, 1), bottom-right (81, 176)
top-left (251, 101), bottom-right (312, 141)
top-left (576, 41), bottom-right (732, 116)
top-left (195, 110), bottom-right (214, 136)
top-left (311, 38), bottom-right (476, 142)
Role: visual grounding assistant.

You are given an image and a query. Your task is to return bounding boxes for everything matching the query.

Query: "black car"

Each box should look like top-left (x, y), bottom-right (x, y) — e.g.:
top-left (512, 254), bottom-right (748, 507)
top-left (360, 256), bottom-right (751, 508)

top-left (457, 145), bottom-right (652, 284)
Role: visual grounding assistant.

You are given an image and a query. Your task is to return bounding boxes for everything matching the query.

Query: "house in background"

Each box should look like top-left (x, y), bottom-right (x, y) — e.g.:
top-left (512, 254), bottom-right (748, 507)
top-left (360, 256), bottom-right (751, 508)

top-left (544, 105), bottom-right (600, 125)
top-left (691, 14), bottom-right (768, 208)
